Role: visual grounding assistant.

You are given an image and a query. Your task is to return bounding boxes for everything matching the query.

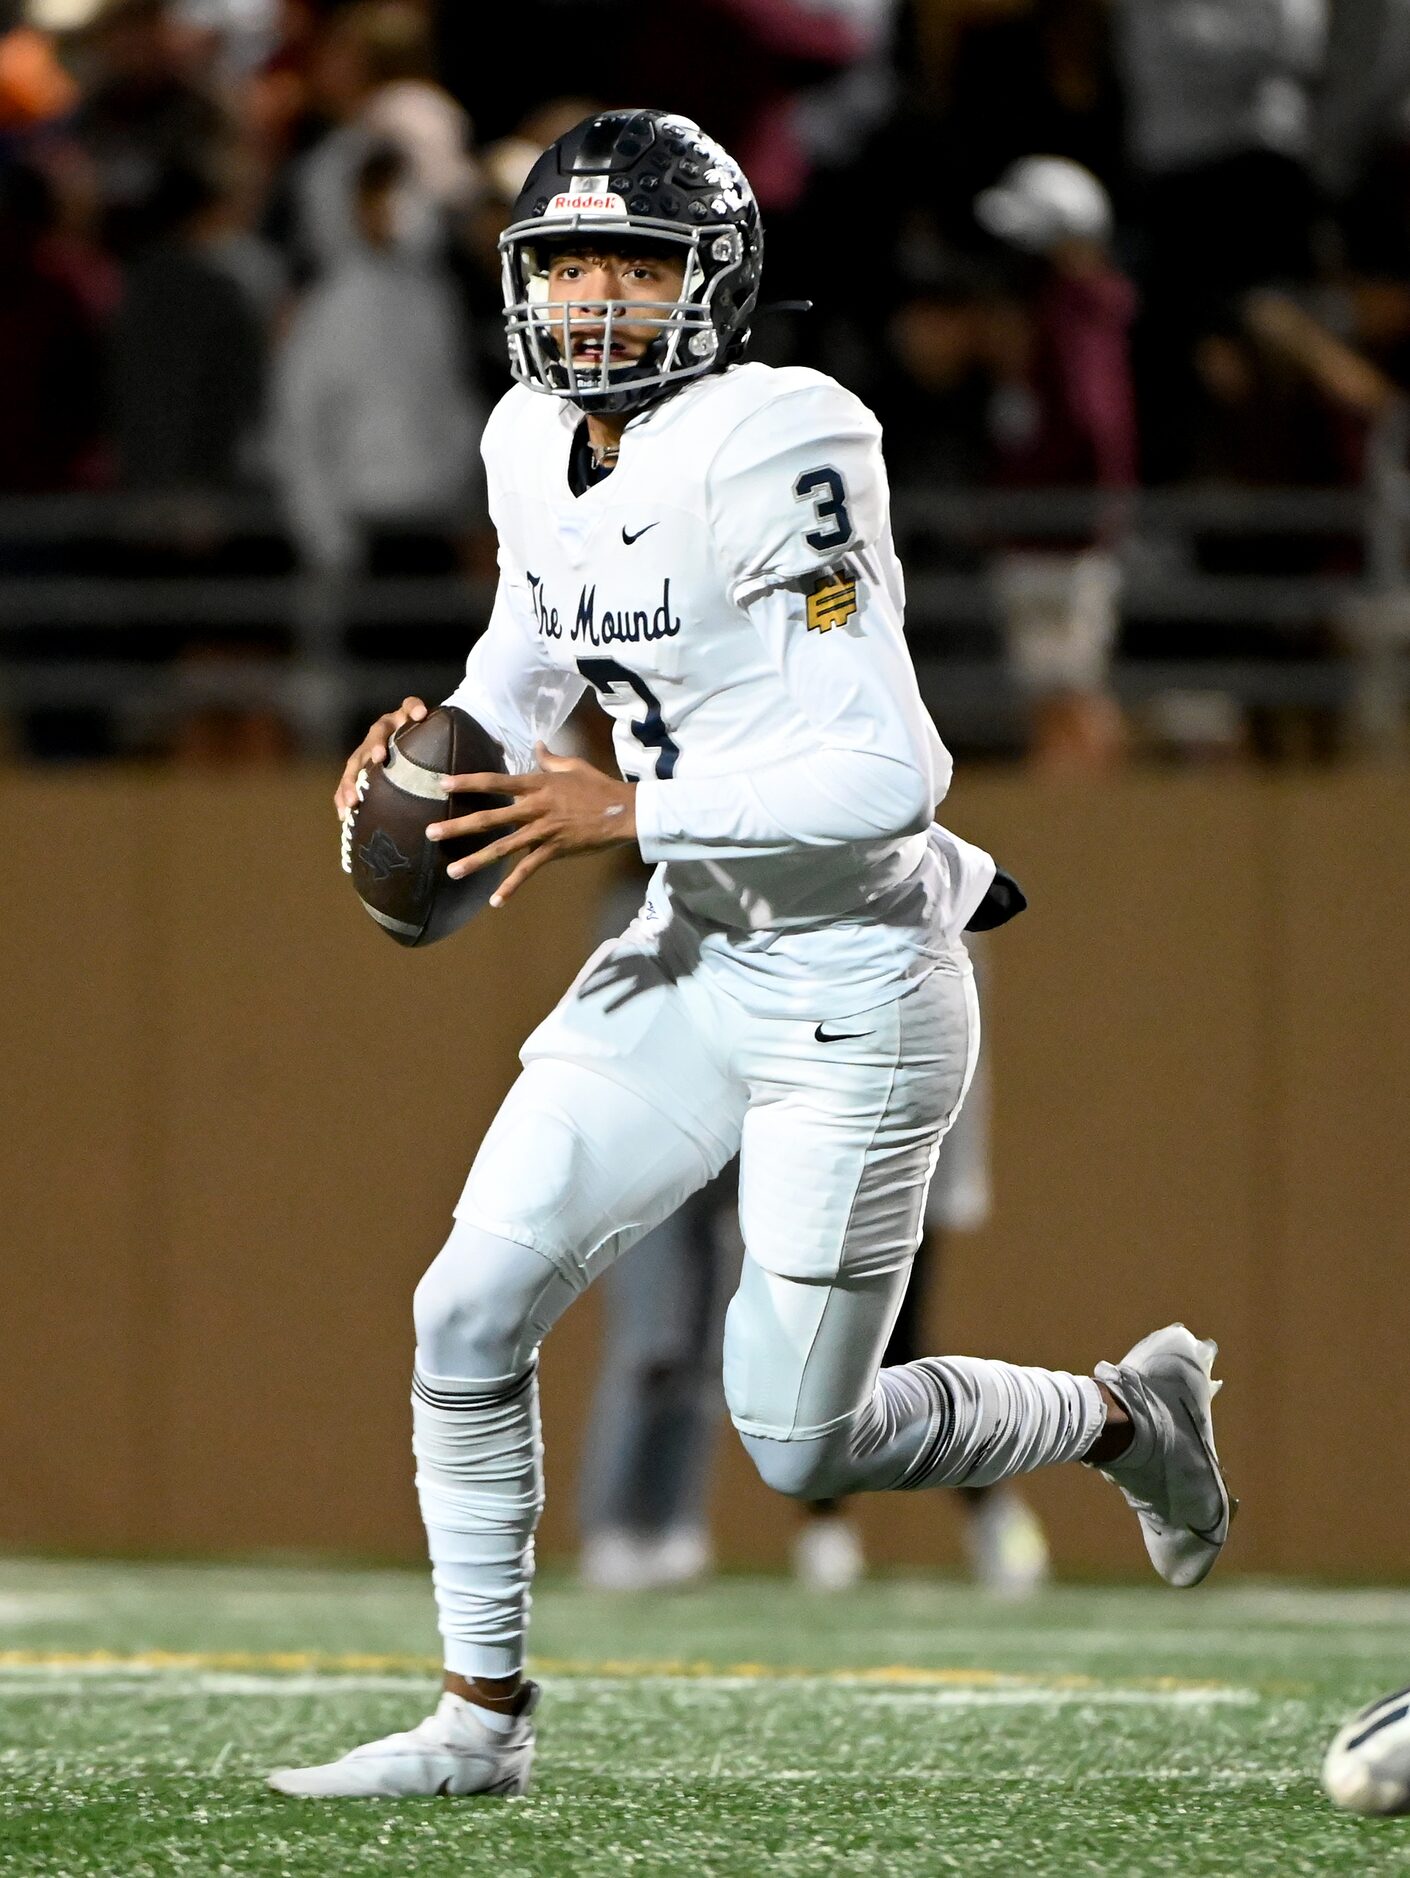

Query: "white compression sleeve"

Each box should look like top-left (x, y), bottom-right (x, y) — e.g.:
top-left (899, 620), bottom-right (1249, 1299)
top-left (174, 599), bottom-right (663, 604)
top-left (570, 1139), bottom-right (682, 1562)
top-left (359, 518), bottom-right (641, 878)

top-left (411, 1222), bottom-right (580, 1679)
top-left (413, 1366), bottom-right (544, 1680)
top-left (740, 1357), bottom-right (1106, 1500)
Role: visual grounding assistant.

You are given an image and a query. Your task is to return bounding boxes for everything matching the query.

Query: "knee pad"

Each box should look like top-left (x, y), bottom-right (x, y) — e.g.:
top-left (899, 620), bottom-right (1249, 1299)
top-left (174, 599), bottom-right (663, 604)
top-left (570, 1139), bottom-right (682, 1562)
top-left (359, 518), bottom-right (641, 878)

top-left (739, 1427), bottom-right (857, 1501)
top-left (458, 1096), bottom-right (595, 1270)
top-left (721, 1262), bottom-right (887, 1444)
top-left (412, 1221), bottom-right (576, 1386)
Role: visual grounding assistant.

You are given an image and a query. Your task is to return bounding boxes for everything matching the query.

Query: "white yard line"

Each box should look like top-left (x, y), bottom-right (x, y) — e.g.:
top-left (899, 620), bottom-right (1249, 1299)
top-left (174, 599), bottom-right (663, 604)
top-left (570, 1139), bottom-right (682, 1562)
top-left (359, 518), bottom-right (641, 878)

top-left (1201, 1585), bottom-right (1410, 1624)
top-left (609, 1767), bottom-right (1310, 1785)
top-left (615, 1767), bottom-right (1312, 1786)
top-left (848, 1627), bottom-right (1410, 1657)
top-left (0, 1666), bottom-right (1256, 1706)
top-left (0, 1595), bottom-right (88, 1626)
top-left (0, 1749), bottom-right (1310, 1787)
top-left (0, 1650), bottom-right (1242, 1685)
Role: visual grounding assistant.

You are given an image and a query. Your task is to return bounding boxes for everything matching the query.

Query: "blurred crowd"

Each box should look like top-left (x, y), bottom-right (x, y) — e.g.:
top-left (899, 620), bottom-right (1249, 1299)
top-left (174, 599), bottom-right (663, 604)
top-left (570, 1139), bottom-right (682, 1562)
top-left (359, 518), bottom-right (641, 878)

top-left (4, 0), bottom-right (1410, 762)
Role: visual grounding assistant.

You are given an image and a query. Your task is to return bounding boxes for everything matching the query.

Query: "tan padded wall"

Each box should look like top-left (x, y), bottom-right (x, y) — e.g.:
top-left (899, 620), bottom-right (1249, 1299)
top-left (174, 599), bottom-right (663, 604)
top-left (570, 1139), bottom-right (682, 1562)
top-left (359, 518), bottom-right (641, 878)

top-left (2, 768), bottom-right (1406, 1576)
top-left (1264, 776), bottom-right (1410, 1573)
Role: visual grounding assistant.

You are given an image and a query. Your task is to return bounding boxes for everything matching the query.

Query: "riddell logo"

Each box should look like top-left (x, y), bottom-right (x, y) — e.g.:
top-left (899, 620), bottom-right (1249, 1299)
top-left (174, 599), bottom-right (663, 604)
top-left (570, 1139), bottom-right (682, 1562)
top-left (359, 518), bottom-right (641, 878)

top-left (548, 192), bottom-right (627, 215)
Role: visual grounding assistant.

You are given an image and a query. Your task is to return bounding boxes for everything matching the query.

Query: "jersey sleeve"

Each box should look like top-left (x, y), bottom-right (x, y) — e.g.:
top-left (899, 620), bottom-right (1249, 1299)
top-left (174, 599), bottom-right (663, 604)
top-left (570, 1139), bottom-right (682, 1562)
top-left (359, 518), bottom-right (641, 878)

top-left (633, 562), bottom-right (945, 860)
top-left (442, 545), bottom-right (586, 775)
top-left (443, 395), bottom-right (586, 771)
top-left (633, 376), bottom-right (946, 860)
top-left (704, 378), bottom-right (890, 607)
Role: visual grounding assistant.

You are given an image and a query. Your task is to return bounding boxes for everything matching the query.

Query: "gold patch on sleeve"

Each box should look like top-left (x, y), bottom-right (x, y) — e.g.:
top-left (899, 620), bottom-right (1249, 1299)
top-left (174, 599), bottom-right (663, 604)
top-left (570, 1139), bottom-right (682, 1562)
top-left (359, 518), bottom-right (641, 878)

top-left (806, 572), bottom-right (858, 633)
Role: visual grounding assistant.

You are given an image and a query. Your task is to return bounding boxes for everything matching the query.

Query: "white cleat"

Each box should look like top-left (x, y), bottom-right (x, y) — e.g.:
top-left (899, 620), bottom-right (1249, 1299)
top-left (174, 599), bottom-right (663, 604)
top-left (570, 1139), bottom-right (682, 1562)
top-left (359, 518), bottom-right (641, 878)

top-left (792, 1514), bottom-right (866, 1592)
top-left (964, 1489), bottom-right (1051, 1599)
top-left (267, 1686), bottom-right (538, 1799)
top-left (1092, 1323), bottom-right (1236, 1588)
top-left (580, 1525), bottom-right (714, 1592)
top-left (651, 1524), bottom-right (715, 1588)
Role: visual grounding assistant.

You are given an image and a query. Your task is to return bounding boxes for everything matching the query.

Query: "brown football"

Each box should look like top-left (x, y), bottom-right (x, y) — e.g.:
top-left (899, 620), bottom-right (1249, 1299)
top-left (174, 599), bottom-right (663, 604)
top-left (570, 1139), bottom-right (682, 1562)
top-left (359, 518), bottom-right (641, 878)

top-left (341, 706), bottom-right (510, 947)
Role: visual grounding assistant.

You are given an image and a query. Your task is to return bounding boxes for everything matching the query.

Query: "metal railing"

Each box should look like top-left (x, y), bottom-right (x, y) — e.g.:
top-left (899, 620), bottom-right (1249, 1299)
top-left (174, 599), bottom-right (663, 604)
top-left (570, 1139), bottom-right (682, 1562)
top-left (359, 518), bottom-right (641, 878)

top-left (3, 441), bottom-right (1410, 756)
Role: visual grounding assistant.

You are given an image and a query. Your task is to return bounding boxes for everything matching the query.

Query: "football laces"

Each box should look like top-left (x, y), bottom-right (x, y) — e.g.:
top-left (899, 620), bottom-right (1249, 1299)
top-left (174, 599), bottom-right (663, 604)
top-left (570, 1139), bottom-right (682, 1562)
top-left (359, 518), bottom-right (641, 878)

top-left (339, 766), bottom-right (371, 875)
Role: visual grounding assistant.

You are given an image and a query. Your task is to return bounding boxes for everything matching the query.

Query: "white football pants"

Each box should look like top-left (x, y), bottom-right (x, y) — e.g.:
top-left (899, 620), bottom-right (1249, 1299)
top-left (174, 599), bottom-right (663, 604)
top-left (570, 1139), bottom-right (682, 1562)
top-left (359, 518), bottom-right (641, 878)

top-left (411, 920), bottom-right (1105, 1676)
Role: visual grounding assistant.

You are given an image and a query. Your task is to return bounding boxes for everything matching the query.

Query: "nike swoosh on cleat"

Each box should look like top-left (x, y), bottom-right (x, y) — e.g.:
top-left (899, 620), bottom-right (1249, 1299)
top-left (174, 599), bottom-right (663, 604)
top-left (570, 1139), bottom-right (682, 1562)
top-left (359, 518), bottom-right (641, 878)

top-left (622, 523), bottom-right (658, 545)
top-left (435, 1776), bottom-right (454, 1796)
top-left (1177, 1399), bottom-right (1232, 1543)
top-left (814, 1023), bottom-right (870, 1042)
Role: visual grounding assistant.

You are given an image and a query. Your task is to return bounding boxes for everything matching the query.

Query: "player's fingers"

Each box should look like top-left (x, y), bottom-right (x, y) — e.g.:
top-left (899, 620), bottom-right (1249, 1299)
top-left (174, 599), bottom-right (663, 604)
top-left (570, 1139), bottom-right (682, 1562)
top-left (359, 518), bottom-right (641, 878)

top-left (445, 824), bottom-right (542, 879)
top-left (487, 841), bottom-right (557, 907)
top-left (365, 696), bottom-right (425, 763)
top-left (426, 801), bottom-right (527, 841)
top-left (534, 741), bottom-right (577, 772)
top-left (335, 744), bottom-right (383, 813)
top-left (439, 770), bottom-right (535, 796)
top-left (339, 699), bottom-right (424, 811)
top-left (364, 716), bottom-right (402, 766)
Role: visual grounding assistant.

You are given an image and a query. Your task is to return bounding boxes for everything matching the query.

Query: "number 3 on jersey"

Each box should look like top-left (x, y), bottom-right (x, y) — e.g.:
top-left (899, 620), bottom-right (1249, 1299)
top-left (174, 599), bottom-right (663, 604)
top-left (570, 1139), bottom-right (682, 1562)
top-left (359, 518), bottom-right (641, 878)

top-left (794, 466), bottom-right (854, 552)
top-left (577, 657), bottom-right (680, 780)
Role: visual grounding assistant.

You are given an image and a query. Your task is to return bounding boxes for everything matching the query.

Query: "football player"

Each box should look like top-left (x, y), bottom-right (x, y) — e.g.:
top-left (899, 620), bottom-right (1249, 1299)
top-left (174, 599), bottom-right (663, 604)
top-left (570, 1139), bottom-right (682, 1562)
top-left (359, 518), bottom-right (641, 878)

top-left (270, 109), bottom-right (1232, 1800)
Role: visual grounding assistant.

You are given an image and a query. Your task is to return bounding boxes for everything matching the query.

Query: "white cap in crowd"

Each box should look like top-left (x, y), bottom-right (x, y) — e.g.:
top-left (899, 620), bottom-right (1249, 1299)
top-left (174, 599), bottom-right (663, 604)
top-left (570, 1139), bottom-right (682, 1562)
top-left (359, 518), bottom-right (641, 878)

top-left (975, 156), bottom-right (1113, 255)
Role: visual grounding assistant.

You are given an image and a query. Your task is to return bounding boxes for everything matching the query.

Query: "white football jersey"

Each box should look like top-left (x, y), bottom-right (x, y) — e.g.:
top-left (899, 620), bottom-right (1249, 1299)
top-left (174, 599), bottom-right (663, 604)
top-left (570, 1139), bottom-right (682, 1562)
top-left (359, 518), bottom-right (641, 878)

top-left (446, 362), bottom-right (995, 1017)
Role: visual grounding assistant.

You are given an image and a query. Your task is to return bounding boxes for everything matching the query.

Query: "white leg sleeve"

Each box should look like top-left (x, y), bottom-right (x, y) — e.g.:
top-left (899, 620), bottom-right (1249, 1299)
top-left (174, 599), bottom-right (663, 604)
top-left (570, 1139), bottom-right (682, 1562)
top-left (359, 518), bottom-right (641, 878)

top-left (874, 1352), bottom-right (1105, 1489)
top-left (411, 1224), bottom-right (579, 1680)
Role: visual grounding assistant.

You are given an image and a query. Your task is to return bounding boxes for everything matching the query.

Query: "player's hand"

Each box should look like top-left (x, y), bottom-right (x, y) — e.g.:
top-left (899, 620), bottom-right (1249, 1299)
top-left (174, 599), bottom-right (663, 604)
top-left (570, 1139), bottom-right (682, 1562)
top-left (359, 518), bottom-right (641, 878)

top-left (427, 741), bottom-right (637, 907)
top-left (334, 697), bottom-right (428, 818)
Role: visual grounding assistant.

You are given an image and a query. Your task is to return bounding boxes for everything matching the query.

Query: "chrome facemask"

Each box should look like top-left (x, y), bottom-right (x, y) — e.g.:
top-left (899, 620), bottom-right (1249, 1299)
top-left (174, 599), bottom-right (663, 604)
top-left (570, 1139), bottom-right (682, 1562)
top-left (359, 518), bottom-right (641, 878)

top-left (500, 213), bottom-right (747, 412)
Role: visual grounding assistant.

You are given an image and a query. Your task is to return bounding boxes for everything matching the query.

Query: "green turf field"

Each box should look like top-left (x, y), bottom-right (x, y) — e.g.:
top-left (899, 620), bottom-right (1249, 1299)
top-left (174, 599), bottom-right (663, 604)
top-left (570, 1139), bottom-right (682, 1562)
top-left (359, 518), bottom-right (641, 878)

top-left (1, 1558), bottom-right (1408, 1876)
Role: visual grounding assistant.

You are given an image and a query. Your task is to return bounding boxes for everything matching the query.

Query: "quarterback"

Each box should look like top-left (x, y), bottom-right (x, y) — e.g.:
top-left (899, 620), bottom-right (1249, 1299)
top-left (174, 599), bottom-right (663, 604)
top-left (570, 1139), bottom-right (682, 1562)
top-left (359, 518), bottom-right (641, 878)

top-left (270, 109), bottom-right (1232, 1799)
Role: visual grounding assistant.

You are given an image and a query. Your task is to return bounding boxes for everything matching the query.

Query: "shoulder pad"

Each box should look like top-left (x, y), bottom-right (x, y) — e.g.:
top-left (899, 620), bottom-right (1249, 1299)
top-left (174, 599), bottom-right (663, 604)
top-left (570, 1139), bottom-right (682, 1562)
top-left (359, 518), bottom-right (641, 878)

top-left (704, 370), bottom-right (886, 600)
top-left (481, 383), bottom-right (555, 470)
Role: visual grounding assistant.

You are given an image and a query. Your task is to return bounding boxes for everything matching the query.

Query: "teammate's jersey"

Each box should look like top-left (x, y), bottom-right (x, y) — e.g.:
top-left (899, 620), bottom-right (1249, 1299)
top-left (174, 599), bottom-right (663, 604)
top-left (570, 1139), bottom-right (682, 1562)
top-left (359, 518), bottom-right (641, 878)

top-left (446, 362), bottom-right (995, 1017)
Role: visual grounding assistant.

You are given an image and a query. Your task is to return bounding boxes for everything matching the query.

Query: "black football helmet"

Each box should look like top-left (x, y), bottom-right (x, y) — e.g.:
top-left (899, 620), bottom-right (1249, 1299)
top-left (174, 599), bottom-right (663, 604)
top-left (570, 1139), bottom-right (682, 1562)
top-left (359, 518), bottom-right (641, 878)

top-left (500, 108), bottom-right (763, 414)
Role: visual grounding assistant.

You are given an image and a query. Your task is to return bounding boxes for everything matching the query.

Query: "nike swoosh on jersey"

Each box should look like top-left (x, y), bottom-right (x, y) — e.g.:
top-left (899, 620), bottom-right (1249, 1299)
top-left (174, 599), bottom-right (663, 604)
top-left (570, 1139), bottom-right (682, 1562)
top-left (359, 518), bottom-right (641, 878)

top-left (621, 523), bottom-right (658, 545)
top-left (814, 1022), bottom-right (871, 1042)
